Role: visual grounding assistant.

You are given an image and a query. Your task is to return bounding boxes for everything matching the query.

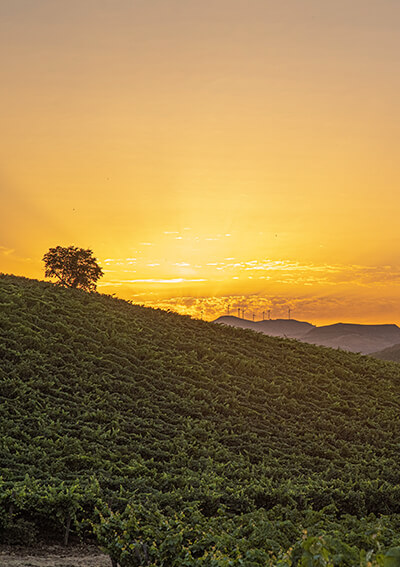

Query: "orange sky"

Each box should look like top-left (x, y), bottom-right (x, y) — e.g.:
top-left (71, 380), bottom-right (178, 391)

top-left (1, 1), bottom-right (400, 324)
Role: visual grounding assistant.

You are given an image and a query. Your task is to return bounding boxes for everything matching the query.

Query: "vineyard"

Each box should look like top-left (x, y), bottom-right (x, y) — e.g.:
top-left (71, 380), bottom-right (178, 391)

top-left (1, 273), bottom-right (400, 566)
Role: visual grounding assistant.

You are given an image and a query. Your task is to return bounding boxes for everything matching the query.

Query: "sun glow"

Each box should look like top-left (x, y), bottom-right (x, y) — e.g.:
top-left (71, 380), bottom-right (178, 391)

top-left (1, 1), bottom-right (400, 325)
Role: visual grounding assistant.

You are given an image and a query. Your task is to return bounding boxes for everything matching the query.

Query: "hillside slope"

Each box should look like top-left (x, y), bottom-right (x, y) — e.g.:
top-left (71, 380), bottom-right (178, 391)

top-left (1, 274), bottom-right (400, 561)
top-left (214, 316), bottom-right (315, 338)
top-left (372, 342), bottom-right (400, 362)
top-left (215, 316), bottom-right (400, 354)
top-left (302, 322), bottom-right (400, 354)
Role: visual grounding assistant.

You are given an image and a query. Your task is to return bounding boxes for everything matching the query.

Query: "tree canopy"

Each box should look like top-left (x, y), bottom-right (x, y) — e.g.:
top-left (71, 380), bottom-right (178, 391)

top-left (42, 245), bottom-right (103, 291)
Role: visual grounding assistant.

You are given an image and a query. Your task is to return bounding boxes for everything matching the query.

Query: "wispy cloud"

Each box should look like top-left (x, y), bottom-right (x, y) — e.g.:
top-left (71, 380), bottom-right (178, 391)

top-left (0, 246), bottom-right (32, 265)
top-left (0, 246), bottom-right (15, 256)
top-left (101, 255), bottom-right (400, 285)
top-left (193, 259), bottom-right (400, 288)
top-left (100, 278), bottom-right (207, 285)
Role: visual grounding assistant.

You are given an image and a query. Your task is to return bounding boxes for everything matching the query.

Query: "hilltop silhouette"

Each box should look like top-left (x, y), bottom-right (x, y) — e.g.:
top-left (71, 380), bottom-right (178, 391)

top-left (214, 316), bottom-right (315, 338)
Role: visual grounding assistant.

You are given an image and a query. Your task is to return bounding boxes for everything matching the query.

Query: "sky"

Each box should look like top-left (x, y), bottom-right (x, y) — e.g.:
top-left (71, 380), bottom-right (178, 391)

top-left (1, 0), bottom-right (400, 324)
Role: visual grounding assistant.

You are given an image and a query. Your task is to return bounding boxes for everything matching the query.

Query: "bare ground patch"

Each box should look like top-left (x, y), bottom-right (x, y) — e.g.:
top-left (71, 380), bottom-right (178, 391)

top-left (0, 545), bottom-right (111, 567)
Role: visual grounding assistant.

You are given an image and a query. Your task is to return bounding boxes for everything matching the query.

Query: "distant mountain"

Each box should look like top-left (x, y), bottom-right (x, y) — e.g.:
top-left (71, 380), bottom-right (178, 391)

top-left (255, 318), bottom-right (316, 338)
top-left (214, 317), bottom-right (400, 354)
top-left (214, 316), bottom-right (315, 338)
top-left (302, 323), bottom-right (400, 354)
top-left (371, 343), bottom-right (400, 362)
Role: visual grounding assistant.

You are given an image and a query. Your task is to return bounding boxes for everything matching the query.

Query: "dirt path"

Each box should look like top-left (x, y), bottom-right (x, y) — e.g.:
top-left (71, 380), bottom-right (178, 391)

top-left (0, 545), bottom-right (111, 567)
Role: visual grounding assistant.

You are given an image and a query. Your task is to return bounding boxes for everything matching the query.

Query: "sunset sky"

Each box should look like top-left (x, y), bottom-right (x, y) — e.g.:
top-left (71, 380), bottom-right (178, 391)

top-left (1, 1), bottom-right (400, 324)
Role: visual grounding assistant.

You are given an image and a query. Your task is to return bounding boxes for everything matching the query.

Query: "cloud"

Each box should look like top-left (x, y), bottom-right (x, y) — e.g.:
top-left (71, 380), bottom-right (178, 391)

top-left (102, 278), bottom-right (207, 284)
top-left (199, 259), bottom-right (400, 288)
top-left (98, 256), bottom-right (400, 325)
top-left (101, 255), bottom-right (400, 289)
top-left (0, 246), bottom-right (15, 256)
top-left (0, 246), bottom-right (33, 266)
top-left (139, 292), bottom-right (400, 325)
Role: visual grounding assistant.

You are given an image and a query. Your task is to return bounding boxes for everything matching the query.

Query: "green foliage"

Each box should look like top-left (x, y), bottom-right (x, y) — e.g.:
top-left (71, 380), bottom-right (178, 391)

top-left (383, 548), bottom-right (400, 567)
top-left (90, 502), bottom-right (400, 566)
top-left (42, 245), bottom-right (103, 291)
top-left (0, 474), bottom-right (102, 545)
top-left (1, 274), bottom-right (400, 562)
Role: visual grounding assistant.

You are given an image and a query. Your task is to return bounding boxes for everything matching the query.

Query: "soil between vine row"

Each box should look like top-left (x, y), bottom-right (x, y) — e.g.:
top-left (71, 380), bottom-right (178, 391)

top-left (0, 545), bottom-right (111, 567)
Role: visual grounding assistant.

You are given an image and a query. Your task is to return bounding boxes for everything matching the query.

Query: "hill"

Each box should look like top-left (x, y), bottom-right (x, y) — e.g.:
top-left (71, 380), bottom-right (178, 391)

top-left (302, 323), bottom-right (400, 354)
top-left (1, 274), bottom-right (400, 565)
top-left (214, 316), bottom-right (315, 338)
top-left (371, 342), bottom-right (400, 362)
top-left (216, 317), bottom-right (400, 354)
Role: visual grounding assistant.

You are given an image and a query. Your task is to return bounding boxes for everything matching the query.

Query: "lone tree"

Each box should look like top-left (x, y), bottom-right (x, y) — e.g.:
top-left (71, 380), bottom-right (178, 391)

top-left (43, 245), bottom-right (103, 292)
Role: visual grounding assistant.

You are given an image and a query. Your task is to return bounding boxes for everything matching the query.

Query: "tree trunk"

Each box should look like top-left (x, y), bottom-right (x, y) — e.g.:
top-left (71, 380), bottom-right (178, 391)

top-left (110, 557), bottom-right (118, 567)
top-left (8, 491), bottom-right (16, 521)
top-left (64, 514), bottom-right (71, 546)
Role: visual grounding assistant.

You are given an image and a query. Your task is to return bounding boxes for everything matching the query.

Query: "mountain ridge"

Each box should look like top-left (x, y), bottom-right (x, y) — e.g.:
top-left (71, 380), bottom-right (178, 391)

top-left (214, 316), bottom-right (400, 354)
top-left (214, 316), bottom-right (315, 338)
top-left (372, 342), bottom-right (400, 362)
